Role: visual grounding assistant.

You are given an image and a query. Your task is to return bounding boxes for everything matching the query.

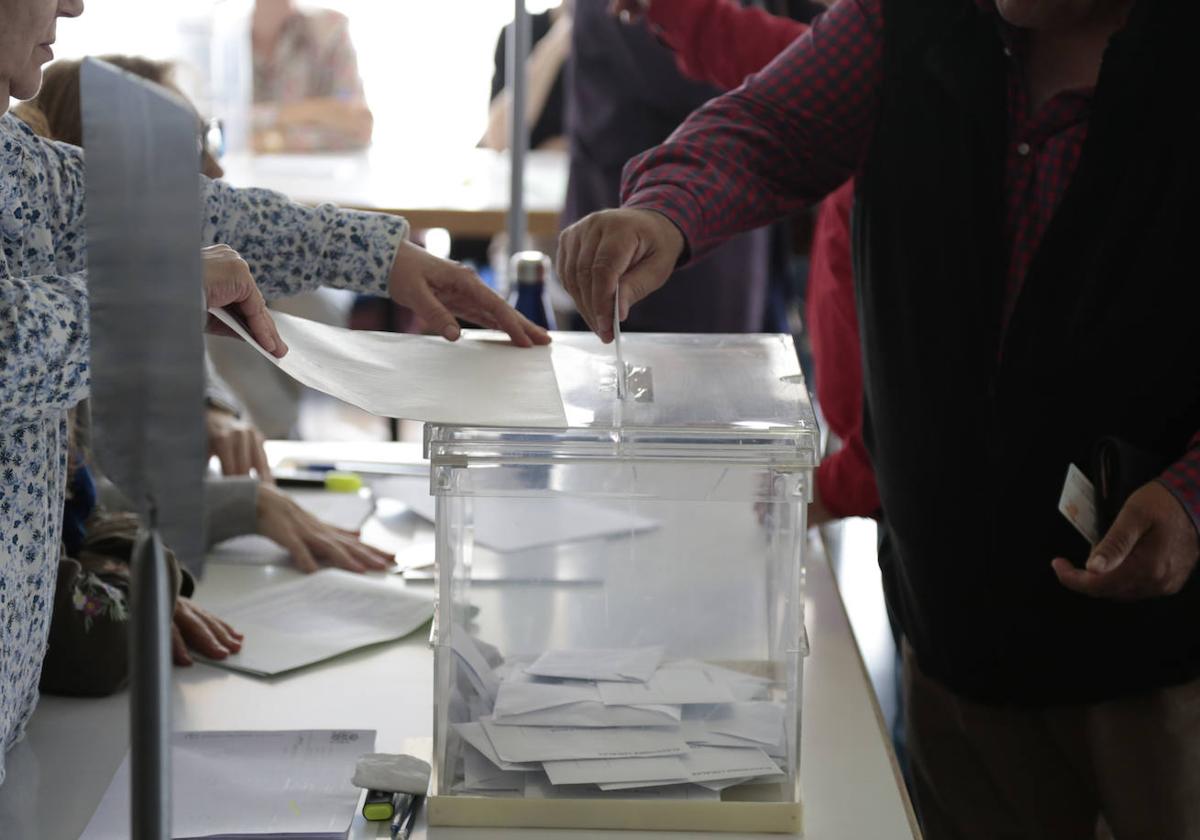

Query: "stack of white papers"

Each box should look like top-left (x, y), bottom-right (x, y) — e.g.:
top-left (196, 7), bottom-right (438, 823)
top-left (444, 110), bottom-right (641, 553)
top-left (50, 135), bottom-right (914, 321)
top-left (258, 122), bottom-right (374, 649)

top-left (448, 639), bottom-right (789, 799)
top-left (198, 569), bottom-right (434, 676)
top-left (82, 730), bottom-right (373, 839)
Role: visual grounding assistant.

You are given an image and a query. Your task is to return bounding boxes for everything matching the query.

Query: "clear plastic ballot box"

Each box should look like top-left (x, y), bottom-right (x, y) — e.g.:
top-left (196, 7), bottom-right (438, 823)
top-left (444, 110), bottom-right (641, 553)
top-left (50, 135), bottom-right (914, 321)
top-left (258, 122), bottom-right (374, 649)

top-left (425, 332), bottom-right (818, 834)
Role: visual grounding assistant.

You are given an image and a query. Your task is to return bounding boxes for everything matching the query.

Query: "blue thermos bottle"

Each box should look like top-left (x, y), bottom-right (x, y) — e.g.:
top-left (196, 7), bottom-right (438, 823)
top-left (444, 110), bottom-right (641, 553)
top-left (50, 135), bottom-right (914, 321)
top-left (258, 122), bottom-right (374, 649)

top-left (508, 250), bottom-right (556, 330)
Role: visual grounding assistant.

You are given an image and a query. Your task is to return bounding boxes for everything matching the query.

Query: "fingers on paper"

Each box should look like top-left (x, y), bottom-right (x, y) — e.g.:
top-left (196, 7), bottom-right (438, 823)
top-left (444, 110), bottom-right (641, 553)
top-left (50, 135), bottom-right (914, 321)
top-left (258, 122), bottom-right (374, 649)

top-left (238, 291), bottom-right (287, 358)
top-left (251, 437), bottom-right (273, 483)
top-left (174, 600), bottom-right (234, 662)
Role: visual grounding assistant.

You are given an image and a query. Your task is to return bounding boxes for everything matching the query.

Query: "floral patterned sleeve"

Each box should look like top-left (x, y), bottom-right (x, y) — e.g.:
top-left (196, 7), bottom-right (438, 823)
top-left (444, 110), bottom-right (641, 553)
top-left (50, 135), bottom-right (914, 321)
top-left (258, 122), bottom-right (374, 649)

top-left (201, 177), bottom-right (406, 300)
top-left (0, 118), bottom-right (90, 417)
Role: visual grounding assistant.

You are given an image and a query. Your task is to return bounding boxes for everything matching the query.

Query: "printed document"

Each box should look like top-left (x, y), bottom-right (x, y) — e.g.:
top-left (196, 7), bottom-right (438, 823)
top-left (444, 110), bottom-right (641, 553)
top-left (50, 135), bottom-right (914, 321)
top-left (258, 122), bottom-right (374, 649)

top-left (82, 730), bottom-right (373, 839)
top-left (197, 569), bottom-right (433, 676)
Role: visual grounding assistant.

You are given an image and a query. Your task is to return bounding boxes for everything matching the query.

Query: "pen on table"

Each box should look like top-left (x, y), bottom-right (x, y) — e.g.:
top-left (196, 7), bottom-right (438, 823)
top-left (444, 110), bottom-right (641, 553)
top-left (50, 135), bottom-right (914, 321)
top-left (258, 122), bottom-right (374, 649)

top-left (391, 794), bottom-right (421, 840)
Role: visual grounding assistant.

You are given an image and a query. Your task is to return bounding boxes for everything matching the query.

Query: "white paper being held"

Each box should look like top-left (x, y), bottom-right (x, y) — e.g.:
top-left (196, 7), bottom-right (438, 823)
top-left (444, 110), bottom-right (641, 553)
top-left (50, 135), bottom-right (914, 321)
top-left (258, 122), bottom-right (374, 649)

top-left (208, 307), bottom-right (568, 427)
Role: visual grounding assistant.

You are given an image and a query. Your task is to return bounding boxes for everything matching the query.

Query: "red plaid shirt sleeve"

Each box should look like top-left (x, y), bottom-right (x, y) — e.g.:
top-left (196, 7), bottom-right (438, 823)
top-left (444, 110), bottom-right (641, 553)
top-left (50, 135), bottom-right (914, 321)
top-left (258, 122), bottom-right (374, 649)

top-left (645, 0), bottom-right (809, 91)
top-left (1161, 435), bottom-right (1200, 537)
top-left (621, 0), bottom-right (883, 259)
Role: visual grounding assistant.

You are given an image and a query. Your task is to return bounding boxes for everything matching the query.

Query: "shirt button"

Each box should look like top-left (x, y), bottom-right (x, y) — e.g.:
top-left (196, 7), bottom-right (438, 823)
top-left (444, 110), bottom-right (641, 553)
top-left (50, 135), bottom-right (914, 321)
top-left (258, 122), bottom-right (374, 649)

top-left (1016, 142), bottom-right (1031, 156)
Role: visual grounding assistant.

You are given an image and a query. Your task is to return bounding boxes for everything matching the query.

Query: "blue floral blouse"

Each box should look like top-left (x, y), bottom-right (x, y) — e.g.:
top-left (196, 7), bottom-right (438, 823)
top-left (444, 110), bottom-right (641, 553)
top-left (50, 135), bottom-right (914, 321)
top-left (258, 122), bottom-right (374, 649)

top-left (0, 112), bottom-right (407, 784)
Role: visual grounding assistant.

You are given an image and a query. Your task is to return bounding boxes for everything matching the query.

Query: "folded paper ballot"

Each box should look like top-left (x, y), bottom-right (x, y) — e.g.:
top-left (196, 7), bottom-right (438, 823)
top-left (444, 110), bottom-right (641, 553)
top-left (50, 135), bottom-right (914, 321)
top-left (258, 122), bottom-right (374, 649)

top-left (448, 646), bottom-right (789, 798)
top-left (480, 719), bottom-right (688, 764)
top-left (597, 667), bottom-right (738, 706)
top-left (494, 680), bottom-right (599, 716)
top-left (196, 569), bottom-right (433, 676)
top-left (82, 730), bottom-right (373, 839)
top-left (209, 307), bottom-right (568, 427)
top-left (452, 722), bottom-right (539, 772)
top-left (704, 701), bottom-right (788, 748)
top-left (494, 700), bottom-right (683, 729)
top-left (525, 646), bottom-right (664, 683)
top-left (464, 746), bottom-right (528, 793)
top-left (543, 756), bottom-right (686, 786)
top-left (525, 777), bottom-right (720, 801)
top-left (492, 680), bottom-right (682, 728)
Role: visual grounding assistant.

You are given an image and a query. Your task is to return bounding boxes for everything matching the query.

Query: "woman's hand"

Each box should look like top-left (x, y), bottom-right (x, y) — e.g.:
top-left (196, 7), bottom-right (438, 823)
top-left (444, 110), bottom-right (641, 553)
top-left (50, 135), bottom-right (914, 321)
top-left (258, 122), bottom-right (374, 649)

top-left (172, 598), bottom-right (243, 666)
top-left (202, 244), bottom-right (288, 358)
top-left (256, 484), bottom-right (395, 573)
top-left (387, 241), bottom-right (551, 347)
top-left (205, 406), bottom-right (272, 480)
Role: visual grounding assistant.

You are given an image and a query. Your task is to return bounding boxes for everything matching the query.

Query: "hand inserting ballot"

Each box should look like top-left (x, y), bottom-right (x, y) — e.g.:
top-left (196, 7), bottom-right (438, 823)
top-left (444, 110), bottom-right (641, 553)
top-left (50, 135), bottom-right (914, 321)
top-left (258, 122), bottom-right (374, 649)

top-left (556, 207), bottom-right (684, 343)
top-left (1052, 481), bottom-right (1200, 600)
top-left (387, 240), bottom-right (551, 347)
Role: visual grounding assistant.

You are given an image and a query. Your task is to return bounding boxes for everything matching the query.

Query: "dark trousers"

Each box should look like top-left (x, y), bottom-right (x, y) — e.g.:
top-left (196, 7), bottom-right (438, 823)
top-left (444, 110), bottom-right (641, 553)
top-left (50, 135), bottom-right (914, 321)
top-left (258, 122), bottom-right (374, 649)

top-left (903, 642), bottom-right (1200, 840)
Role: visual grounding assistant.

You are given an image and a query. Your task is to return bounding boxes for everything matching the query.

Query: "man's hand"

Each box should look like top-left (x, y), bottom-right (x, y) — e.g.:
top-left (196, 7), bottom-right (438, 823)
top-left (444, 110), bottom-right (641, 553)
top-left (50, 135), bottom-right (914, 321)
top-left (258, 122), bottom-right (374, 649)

top-left (808, 480), bottom-right (834, 528)
top-left (610, 0), bottom-right (650, 22)
top-left (1052, 481), bottom-right (1200, 600)
top-left (256, 484), bottom-right (395, 574)
top-left (205, 406), bottom-right (272, 481)
top-left (202, 244), bottom-right (287, 358)
top-left (172, 598), bottom-right (243, 666)
top-left (556, 208), bottom-right (684, 342)
top-left (387, 240), bottom-right (550, 347)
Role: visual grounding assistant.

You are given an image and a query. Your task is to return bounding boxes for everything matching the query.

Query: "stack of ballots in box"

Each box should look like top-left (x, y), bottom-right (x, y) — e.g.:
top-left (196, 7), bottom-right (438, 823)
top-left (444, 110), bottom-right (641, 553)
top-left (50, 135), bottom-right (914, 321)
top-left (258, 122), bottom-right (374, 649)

top-left (449, 636), bottom-right (788, 798)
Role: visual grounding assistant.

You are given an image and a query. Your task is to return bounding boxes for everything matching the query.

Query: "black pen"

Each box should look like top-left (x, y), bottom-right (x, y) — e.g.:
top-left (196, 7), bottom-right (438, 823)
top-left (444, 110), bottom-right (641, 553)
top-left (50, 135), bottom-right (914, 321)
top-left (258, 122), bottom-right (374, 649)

top-left (393, 792), bottom-right (417, 835)
top-left (390, 794), bottom-right (421, 840)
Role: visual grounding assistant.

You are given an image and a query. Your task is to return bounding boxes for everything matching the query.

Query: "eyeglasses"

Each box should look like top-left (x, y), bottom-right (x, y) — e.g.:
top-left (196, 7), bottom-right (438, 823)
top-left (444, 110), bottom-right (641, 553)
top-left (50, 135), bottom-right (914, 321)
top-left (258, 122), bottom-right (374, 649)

top-left (201, 117), bottom-right (225, 160)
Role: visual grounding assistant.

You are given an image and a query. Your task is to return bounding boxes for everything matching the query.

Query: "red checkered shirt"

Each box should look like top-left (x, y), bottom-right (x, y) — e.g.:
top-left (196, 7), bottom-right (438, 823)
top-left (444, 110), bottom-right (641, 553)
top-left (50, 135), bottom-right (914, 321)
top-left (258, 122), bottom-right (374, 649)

top-left (622, 0), bottom-right (1200, 534)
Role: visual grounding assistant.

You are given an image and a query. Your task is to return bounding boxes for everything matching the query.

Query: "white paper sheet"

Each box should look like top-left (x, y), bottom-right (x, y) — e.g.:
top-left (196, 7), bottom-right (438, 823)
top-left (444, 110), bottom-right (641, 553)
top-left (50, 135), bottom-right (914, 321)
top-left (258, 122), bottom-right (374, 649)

top-left (197, 570), bottom-right (433, 676)
top-left (463, 745), bottom-right (527, 792)
top-left (525, 646), bottom-right (664, 683)
top-left (493, 700), bottom-right (681, 729)
top-left (210, 308), bottom-right (567, 427)
top-left (82, 730), bottom-right (373, 839)
top-left (543, 756), bottom-right (685, 786)
top-left (451, 721), bottom-right (538, 773)
top-left (373, 476), bottom-right (658, 553)
top-left (677, 719), bottom-right (767, 749)
top-left (494, 680), bottom-right (599, 716)
top-left (480, 720), bottom-right (687, 764)
top-left (525, 778), bottom-right (719, 801)
top-left (704, 701), bottom-right (787, 748)
top-left (598, 667), bottom-right (737, 706)
top-left (679, 745), bottom-right (783, 786)
top-left (663, 660), bottom-right (772, 701)
top-left (451, 628), bottom-right (501, 702)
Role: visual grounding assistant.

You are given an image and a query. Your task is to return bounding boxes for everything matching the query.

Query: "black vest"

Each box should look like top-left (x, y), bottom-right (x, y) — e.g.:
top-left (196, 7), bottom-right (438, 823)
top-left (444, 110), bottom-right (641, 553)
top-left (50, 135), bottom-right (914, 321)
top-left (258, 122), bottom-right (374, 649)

top-left (854, 0), bottom-right (1200, 704)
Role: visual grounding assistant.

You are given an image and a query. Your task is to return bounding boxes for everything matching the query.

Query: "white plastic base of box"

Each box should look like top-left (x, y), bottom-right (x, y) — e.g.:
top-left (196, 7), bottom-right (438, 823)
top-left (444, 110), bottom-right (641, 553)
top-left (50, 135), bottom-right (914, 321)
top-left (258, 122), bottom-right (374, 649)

top-left (428, 788), bottom-right (803, 834)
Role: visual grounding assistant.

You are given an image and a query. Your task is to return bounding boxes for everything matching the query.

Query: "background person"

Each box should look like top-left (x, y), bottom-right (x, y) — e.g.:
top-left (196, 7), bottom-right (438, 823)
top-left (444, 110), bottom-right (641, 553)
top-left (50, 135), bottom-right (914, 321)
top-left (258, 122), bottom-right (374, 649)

top-left (251, 0), bottom-right (373, 153)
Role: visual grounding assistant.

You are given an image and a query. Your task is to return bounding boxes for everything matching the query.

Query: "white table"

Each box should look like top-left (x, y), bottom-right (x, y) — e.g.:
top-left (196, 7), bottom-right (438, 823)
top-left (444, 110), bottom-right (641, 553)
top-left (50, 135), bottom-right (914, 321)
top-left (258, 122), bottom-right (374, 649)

top-left (220, 148), bottom-right (568, 239)
top-left (0, 443), bottom-right (918, 840)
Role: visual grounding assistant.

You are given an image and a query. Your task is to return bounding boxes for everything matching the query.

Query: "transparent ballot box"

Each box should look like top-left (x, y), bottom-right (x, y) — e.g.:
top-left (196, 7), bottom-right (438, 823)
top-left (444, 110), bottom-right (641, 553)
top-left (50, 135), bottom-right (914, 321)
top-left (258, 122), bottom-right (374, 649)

top-left (426, 332), bottom-right (817, 834)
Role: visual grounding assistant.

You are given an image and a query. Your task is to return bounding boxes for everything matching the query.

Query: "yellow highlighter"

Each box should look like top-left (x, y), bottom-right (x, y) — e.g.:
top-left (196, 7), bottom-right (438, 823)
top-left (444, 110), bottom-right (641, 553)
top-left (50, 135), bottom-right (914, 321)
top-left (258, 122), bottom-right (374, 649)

top-left (324, 471), bottom-right (363, 493)
top-left (362, 789), bottom-right (398, 821)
